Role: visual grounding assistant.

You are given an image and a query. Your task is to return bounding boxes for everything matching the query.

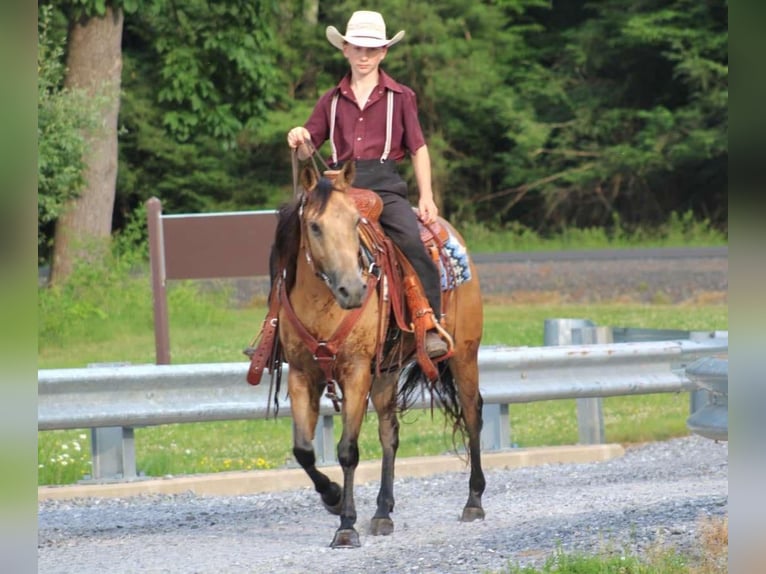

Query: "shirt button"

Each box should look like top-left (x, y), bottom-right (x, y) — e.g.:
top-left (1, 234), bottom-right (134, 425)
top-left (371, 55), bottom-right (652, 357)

top-left (357, 137), bottom-right (362, 141)
top-left (358, 117), bottom-right (363, 121)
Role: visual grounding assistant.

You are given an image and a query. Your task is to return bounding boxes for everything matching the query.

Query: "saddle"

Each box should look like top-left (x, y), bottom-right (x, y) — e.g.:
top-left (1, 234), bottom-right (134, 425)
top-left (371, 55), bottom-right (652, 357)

top-left (245, 186), bottom-right (457, 388)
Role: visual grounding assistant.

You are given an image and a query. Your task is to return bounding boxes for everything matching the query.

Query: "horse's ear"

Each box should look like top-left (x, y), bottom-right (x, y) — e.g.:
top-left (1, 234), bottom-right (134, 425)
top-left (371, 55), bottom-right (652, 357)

top-left (300, 165), bottom-right (318, 192)
top-left (338, 160), bottom-right (356, 189)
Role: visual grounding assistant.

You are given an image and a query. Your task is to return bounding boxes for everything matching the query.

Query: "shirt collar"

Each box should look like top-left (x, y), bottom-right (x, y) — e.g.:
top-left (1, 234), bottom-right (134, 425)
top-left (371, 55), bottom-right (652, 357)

top-left (337, 69), bottom-right (404, 95)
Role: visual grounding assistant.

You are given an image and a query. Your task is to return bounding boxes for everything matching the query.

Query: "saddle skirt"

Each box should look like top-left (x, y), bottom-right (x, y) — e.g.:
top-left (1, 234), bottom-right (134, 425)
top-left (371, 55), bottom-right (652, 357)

top-left (348, 187), bottom-right (472, 293)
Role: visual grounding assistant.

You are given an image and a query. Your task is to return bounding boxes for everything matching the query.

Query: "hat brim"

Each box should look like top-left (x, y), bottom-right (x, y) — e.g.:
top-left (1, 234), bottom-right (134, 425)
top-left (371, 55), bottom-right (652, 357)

top-left (326, 26), bottom-right (405, 51)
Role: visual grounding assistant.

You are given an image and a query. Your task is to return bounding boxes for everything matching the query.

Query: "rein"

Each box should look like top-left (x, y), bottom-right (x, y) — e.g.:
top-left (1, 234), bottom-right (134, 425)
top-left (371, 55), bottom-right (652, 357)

top-left (292, 142), bottom-right (330, 196)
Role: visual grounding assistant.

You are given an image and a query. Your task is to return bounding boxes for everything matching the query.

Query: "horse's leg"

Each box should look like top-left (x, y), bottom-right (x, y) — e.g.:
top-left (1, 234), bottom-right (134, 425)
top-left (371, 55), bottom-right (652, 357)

top-left (369, 372), bottom-right (399, 536)
top-left (289, 369), bottom-right (343, 515)
top-left (450, 345), bottom-right (486, 521)
top-left (329, 363), bottom-right (372, 548)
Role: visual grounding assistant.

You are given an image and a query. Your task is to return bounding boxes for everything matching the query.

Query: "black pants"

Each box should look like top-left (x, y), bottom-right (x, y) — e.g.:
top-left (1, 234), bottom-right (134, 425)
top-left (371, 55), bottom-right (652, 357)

top-left (352, 160), bottom-right (442, 315)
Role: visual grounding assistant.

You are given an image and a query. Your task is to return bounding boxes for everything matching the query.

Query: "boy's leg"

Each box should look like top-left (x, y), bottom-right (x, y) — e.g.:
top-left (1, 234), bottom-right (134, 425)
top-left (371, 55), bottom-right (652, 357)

top-left (377, 192), bottom-right (447, 358)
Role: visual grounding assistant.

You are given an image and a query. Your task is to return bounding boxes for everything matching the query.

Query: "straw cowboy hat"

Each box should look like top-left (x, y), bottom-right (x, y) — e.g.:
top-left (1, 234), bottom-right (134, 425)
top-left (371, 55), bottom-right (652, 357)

top-left (326, 11), bottom-right (405, 50)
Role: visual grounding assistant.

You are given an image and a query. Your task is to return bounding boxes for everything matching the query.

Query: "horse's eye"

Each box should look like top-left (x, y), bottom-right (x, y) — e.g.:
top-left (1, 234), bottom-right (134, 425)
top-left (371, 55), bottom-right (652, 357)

top-left (309, 221), bottom-right (321, 236)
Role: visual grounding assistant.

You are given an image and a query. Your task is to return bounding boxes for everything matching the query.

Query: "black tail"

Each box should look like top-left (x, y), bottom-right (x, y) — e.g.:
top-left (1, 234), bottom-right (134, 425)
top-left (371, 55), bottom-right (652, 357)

top-left (398, 360), bottom-right (467, 445)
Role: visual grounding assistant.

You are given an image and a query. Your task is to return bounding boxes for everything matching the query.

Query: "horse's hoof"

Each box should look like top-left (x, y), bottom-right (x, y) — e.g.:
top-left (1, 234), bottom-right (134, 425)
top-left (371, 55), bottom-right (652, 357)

top-left (370, 517), bottom-right (394, 536)
top-left (321, 483), bottom-right (343, 516)
top-left (460, 506), bottom-right (485, 522)
top-left (330, 528), bottom-right (360, 548)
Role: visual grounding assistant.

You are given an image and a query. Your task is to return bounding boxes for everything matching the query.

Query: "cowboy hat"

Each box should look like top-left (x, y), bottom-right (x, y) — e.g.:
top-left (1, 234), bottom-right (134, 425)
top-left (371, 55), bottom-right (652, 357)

top-left (326, 11), bottom-right (405, 50)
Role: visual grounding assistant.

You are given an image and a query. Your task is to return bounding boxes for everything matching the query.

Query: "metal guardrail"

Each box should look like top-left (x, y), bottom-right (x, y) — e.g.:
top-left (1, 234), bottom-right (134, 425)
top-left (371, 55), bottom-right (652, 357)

top-left (38, 338), bottom-right (727, 430)
top-left (39, 331), bottom-right (728, 481)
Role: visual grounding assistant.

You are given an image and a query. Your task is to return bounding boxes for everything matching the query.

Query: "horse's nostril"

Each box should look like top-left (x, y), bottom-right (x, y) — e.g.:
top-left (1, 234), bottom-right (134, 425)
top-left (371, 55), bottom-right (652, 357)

top-left (338, 286), bottom-right (349, 299)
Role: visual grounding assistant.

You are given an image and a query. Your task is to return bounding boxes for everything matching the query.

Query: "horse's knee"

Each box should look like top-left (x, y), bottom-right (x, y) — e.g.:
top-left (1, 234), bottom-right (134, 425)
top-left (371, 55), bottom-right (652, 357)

top-left (293, 446), bottom-right (315, 470)
top-left (337, 439), bottom-right (359, 468)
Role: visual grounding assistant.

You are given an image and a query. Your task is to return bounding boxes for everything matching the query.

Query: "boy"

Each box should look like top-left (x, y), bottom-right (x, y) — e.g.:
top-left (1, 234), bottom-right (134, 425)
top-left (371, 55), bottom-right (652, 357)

top-left (287, 10), bottom-right (448, 358)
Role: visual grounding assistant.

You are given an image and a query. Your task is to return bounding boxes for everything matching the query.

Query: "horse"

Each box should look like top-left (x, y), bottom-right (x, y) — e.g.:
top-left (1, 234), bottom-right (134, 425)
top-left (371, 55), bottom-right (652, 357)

top-left (265, 159), bottom-right (485, 548)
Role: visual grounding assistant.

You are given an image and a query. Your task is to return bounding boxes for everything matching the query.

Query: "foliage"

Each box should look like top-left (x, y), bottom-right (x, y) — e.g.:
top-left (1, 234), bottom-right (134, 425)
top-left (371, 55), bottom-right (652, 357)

top-left (112, 0), bottom-right (288, 227)
top-left (126, 0), bottom-right (281, 145)
top-left (487, 0), bottom-right (729, 232)
top-left (37, 0), bottom-right (728, 266)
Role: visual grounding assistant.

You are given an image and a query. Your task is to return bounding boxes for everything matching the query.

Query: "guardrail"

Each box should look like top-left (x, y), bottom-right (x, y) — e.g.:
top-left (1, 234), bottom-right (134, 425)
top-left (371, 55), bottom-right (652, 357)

top-left (38, 325), bottom-right (728, 482)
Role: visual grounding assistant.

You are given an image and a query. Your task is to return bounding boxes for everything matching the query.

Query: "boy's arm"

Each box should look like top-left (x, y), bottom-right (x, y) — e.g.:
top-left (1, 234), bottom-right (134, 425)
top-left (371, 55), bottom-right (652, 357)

top-left (412, 145), bottom-right (438, 224)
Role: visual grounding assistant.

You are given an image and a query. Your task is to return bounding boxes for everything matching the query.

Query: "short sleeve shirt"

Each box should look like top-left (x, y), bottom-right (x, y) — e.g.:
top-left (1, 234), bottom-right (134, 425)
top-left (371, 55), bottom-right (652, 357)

top-left (303, 70), bottom-right (426, 163)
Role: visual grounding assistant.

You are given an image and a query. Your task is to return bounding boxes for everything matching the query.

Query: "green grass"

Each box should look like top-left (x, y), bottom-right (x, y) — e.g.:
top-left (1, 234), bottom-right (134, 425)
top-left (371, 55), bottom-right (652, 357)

top-left (38, 273), bottom-right (727, 485)
top-left (500, 546), bottom-right (692, 573)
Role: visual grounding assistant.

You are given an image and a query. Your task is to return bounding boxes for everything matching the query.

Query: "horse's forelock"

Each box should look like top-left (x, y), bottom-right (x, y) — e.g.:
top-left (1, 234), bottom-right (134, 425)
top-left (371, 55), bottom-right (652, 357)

top-left (305, 176), bottom-right (334, 215)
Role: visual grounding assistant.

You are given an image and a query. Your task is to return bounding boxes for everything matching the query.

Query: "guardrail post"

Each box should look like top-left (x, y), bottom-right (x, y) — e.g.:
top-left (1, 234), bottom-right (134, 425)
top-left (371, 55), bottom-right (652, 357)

top-left (90, 427), bottom-right (137, 481)
top-left (543, 319), bottom-right (606, 445)
top-left (315, 414), bottom-right (336, 465)
top-left (571, 326), bottom-right (611, 445)
top-left (309, 415), bottom-right (336, 465)
top-left (83, 363), bottom-right (138, 482)
top-left (481, 403), bottom-right (511, 451)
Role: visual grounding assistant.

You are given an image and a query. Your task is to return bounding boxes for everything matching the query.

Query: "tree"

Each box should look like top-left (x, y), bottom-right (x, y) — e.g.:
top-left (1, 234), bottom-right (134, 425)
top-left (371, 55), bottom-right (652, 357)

top-left (48, 2), bottom-right (125, 284)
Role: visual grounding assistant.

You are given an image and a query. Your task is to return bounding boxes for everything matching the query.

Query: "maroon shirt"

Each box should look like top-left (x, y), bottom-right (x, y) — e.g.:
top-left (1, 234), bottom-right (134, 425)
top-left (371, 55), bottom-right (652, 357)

top-left (304, 70), bottom-right (426, 163)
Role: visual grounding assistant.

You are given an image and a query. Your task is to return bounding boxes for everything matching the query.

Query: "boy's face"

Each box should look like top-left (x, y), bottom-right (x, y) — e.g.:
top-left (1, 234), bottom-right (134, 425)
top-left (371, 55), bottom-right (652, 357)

top-left (343, 43), bottom-right (388, 76)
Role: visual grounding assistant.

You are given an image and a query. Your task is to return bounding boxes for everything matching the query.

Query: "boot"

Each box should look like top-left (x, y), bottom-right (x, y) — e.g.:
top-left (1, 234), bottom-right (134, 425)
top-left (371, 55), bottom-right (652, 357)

top-left (425, 329), bottom-right (449, 358)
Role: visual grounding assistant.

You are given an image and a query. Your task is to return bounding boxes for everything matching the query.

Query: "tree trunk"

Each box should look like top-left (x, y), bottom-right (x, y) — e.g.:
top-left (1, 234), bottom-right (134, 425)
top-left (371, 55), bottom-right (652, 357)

top-left (51, 7), bottom-right (124, 284)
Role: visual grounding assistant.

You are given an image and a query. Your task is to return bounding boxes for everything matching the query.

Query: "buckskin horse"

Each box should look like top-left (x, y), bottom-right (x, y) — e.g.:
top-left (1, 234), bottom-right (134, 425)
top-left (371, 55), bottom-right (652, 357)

top-left (246, 158), bottom-right (485, 548)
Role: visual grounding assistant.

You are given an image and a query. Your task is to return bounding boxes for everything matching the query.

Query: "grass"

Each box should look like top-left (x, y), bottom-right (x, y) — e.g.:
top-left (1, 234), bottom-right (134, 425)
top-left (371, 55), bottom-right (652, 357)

top-left (460, 211), bottom-right (727, 253)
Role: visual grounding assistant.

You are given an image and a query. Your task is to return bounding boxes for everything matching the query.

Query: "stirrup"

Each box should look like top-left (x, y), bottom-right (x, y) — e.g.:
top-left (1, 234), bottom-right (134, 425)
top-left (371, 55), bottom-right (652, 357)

top-left (425, 330), bottom-right (449, 358)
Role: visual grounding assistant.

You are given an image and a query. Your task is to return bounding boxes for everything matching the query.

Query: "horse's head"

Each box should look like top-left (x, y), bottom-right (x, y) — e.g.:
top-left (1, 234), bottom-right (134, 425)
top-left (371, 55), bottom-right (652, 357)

top-left (298, 162), bottom-right (367, 309)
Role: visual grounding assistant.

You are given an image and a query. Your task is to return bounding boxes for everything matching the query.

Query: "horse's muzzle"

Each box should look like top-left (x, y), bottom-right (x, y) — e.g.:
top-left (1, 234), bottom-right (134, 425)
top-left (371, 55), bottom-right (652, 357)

top-left (333, 273), bottom-right (367, 309)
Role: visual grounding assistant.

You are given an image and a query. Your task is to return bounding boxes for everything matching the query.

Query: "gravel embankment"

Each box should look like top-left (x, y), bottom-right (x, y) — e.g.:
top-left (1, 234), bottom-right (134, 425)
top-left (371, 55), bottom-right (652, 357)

top-left (38, 435), bottom-right (728, 573)
top-left (473, 250), bottom-right (728, 304)
top-left (230, 247), bottom-right (728, 305)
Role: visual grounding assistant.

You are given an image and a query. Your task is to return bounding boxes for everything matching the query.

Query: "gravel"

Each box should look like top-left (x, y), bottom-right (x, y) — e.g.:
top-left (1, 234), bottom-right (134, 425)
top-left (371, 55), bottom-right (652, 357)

top-left (38, 435), bottom-right (728, 573)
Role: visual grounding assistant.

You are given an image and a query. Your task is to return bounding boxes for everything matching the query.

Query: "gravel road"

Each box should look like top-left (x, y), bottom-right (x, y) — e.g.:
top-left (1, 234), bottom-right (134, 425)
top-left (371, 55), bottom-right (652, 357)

top-left (38, 435), bottom-right (727, 573)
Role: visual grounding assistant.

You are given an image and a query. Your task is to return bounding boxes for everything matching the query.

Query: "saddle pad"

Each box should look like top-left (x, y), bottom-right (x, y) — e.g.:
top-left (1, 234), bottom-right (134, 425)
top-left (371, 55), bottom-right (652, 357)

top-left (439, 230), bottom-right (472, 291)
